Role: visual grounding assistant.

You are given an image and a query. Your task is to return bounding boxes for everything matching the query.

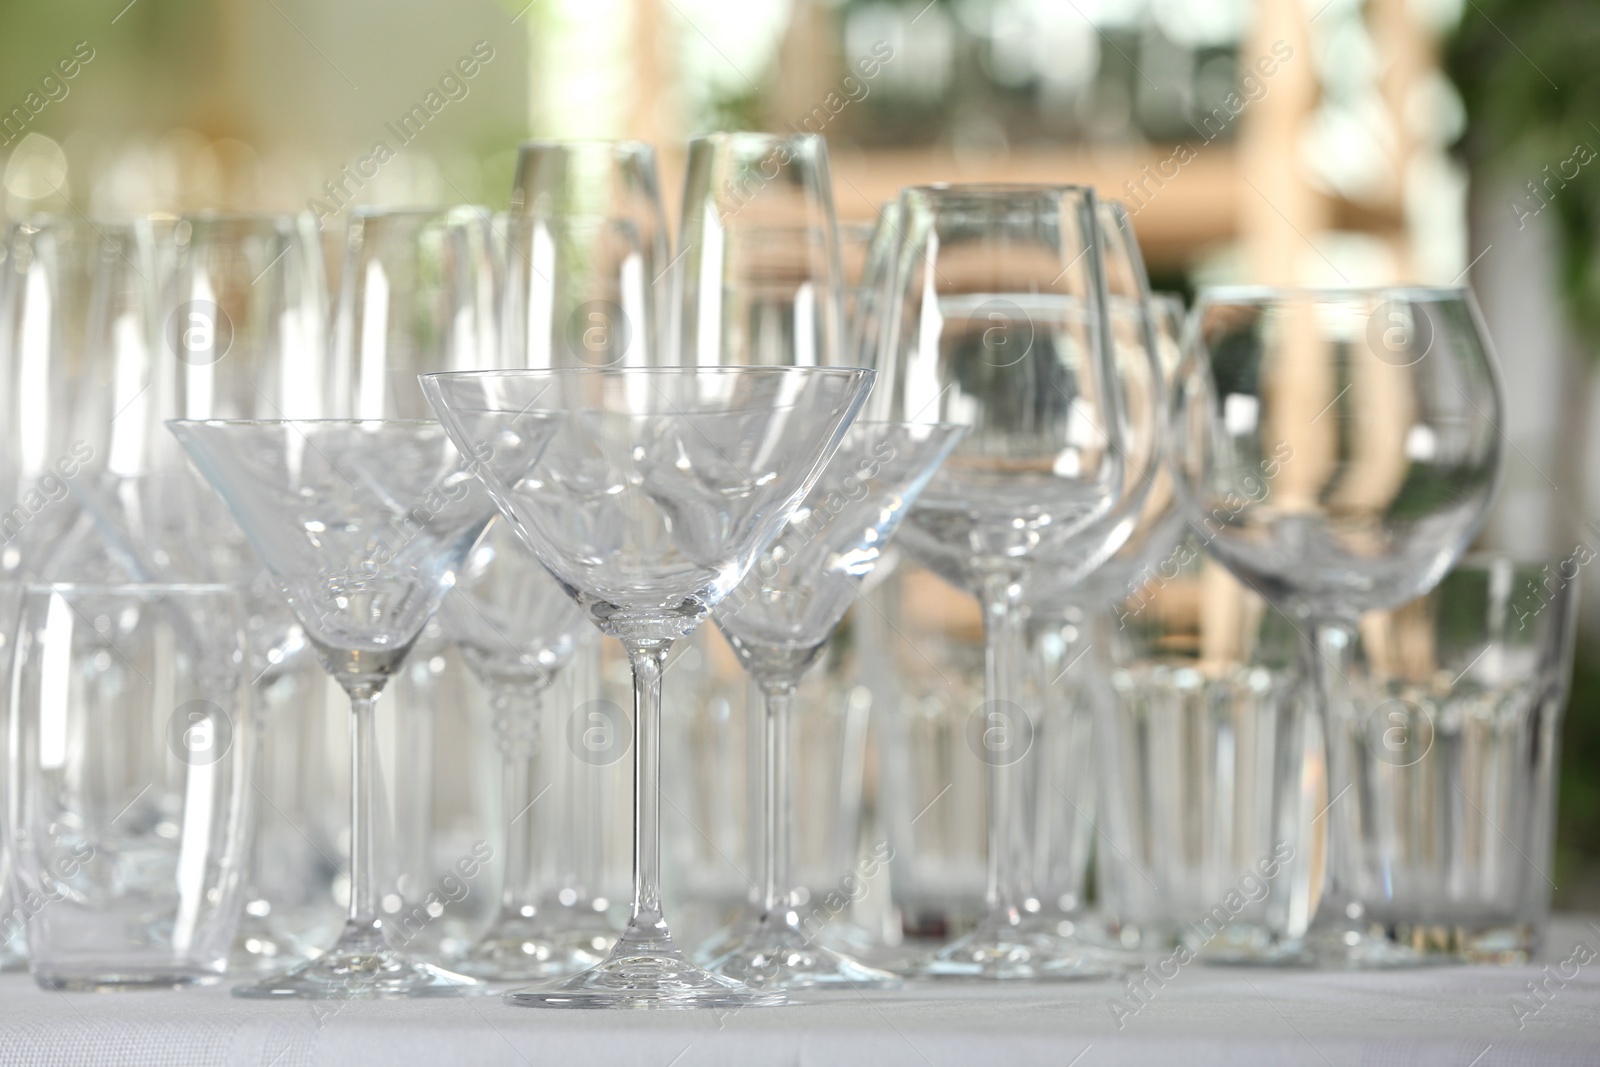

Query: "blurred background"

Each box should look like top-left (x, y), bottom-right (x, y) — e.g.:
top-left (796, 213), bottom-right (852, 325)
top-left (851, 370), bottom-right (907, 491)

top-left (3, 0), bottom-right (1599, 908)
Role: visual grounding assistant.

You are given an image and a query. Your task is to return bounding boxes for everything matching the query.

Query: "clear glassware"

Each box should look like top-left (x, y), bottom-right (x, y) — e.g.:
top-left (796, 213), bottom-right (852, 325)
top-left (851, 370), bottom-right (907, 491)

top-left (704, 420), bottom-right (964, 990)
top-left (674, 132), bottom-right (842, 368)
top-left (1329, 554), bottom-right (1577, 962)
top-left (0, 217), bottom-right (163, 581)
top-left (1171, 286), bottom-right (1505, 966)
top-left (869, 184), bottom-right (1141, 979)
top-left (6, 582), bottom-right (252, 990)
top-left (1022, 285), bottom-right (1189, 953)
top-left (1096, 544), bottom-right (1319, 962)
top-left (422, 365), bottom-right (874, 1009)
top-left (503, 140), bottom-right (669, 370)
top-left (167, 418), bottom-right (529, 998)
top-left (672, 131), bottom-right (851, 963)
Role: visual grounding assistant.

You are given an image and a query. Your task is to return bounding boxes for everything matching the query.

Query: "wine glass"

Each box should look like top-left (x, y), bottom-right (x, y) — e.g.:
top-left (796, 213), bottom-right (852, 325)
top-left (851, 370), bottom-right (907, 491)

top-left (503, 140), bottom-right (669, 370)
top-left (1170, 286), bottom-right (1504, 966)
top-left (167, 418), bottom-right (548, 998)
top-left (704, 419), bottom-right (964, 990)
top-left (421, 365), bottom-right (874, 1009)
top-left (868, 184), bottom-right (1138, 979)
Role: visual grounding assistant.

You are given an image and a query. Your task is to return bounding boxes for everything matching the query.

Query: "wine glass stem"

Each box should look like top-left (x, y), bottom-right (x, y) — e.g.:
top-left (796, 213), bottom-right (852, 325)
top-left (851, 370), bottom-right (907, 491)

top-left (979, 567), bottom-right (1025, 922)
top-left (758, 680), bottom-right (798, 918)
top-left (492, 682), bottom-right (545, 915)
top-left (624, 639), bottom-right (672, 937)
top-left (1305, 617), bottom-right (1357, 923)
top-left (347, 686), bottom-right (381, 936)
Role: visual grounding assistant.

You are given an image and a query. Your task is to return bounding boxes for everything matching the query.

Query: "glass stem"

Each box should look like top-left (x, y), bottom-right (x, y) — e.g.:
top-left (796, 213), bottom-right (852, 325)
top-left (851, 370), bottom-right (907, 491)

top-left (492, 681), bottom-right (545, 917)
top-left (346, 685), bottom-right (383, 943)
top-left (757, 679), bottom-right (798, 921)
top-left (1304, 617), bottom-right (1358, 927)
top-left (979, 566), bottom-right (1026, 925)
top-left (623, 639), bottom-right (672, 943)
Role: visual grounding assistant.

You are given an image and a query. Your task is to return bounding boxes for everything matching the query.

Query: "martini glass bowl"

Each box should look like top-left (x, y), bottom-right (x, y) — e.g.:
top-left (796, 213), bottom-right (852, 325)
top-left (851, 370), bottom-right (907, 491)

top-left (705, 419), bottom-right (964, 990)
top-left (168, 418), bottom-right (549, 998)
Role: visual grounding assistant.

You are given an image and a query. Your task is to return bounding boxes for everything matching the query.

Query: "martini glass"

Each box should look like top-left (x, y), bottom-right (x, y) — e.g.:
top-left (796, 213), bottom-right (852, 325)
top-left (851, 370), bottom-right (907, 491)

top-left (443, 519), bottom-right (609, 979)
top-left (168, 418), bottom-right (551, 998)
top-left (422, 365), bottom-right (873, 1009)
top-left (705, 420), bottom-right (964, 990)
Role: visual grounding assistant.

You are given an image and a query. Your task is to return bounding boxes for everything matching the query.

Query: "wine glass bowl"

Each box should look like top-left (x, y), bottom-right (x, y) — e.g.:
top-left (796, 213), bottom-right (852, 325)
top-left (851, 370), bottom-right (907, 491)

top-left (1173, 286), bottom-right (1502, 619)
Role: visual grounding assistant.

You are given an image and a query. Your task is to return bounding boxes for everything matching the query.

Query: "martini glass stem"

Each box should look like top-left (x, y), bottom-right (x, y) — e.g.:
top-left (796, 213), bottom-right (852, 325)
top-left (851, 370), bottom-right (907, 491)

top-left (345, 686), bottom-right (383, 946)
top-left (758, 680), bottom-right (797, 918)
top-left (979, 566), bottom-right (1026, 923)
top-left (624, 639), bottom-right (671, 939)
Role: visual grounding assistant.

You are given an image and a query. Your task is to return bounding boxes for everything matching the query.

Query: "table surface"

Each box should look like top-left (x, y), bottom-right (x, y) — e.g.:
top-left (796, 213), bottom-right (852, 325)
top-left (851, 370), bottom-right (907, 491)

top-left (2, 920), bottom-right (1598, 1067)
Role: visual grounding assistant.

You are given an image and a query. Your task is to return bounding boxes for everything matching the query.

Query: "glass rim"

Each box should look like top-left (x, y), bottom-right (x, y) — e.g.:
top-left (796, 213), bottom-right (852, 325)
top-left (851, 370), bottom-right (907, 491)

top-left (1196, 283), bottom-right (1472, 303)
top-left (18, 581), bottom-right (239, 596)
top-left (1456, 550), bottom-right (1584, 571)
top-left (166, 417), bottom-right (441, 429)
top-left (419, 366), bottom-right (873, 384)
top-left (515, 138), bottom-right (656, 157)
top-left (350, 204), bottom-right (491, 221)
top-left (177, 210), bottom-right (306, 227)
top-left (688, 130), bottom-right (824, 148)
top-left (902, 182), bottom-right (1096, 200)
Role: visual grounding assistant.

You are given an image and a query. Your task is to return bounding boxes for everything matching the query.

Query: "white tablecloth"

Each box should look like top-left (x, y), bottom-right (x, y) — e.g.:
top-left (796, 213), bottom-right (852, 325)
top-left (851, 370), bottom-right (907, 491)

top-left (2, 920), bottom-right (1598, 1066)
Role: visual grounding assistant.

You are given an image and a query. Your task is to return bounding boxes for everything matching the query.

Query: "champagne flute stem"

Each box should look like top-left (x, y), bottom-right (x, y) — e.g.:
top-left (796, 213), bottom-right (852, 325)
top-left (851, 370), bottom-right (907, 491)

top-left (624, 639), bottom-right (671, 936)
top-left (978, 567), bottom-right (1026, 922)
top-left (758, 680), bottom-right (797, 917)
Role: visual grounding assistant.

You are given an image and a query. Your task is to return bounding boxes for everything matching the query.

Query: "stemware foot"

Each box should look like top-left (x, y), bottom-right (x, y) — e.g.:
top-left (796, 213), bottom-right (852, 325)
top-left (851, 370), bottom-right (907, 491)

top-left (232, 926), bottom-right (476, 999)
top-left (454, 912), bottom-right (616, 981)
top-left (909, 916), bottom-right (1117, 981)
top-left (708, 919), bottom-right (901, 990)
top-left (504, 931), bottom-right (786, 1009)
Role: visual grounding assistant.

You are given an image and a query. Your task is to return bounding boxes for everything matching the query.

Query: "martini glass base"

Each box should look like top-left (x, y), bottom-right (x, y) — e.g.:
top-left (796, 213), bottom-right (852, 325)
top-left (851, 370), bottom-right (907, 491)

top-left (454, 911), bottom-right (616, 981)
top-left (503, 926), bottom-right (787, 1009)
top-left (909, 916), bottom-right (1117, 981)
top-left (232, 924), bottom-right (477, 999)
top-left (708, 919), bottom-right (901, 990)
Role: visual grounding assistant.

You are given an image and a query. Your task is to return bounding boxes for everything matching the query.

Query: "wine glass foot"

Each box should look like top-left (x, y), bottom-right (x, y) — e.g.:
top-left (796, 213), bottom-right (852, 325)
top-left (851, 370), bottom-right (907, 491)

top-left (503, 934), bottom-right (787, 1009)
top-left (232, 937), bottom-right (477, 999)
top-left (453, 915), bottom-right (616, 981)
top-left (909, 918), bottom-right (1117, 981)
top-left (707, 920), bottom-right (901, 990)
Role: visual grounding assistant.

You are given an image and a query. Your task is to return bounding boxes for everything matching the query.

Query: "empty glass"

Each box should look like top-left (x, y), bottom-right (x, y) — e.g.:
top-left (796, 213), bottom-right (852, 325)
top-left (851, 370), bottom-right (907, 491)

top-left (1329, 554), bottom-right (1577, 962)
top-left (870, 184), bottom-right (1139, 979)
top-left (1171, 286), bottom-right (1505, 966)
top-left (705, 420), bottom-right (964, 990)
top-left (6, 583), bottom-right (252, 989)
top-left (1095, 548), bottom-right (1319, 962)
top-left (503, 140), bottom-right (669, 370)
top-left (674, 133), bottom-right (842, 368)
top-left (423, 365), bottom-right (873, 1009)
top-left (169, 419), bottom-right (522, 998)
